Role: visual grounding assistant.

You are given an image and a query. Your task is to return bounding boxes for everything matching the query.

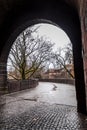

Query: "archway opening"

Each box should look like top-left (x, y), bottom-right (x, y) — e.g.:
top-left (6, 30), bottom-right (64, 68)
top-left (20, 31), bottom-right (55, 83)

top-left (7, 23), bottom-right (76, 106)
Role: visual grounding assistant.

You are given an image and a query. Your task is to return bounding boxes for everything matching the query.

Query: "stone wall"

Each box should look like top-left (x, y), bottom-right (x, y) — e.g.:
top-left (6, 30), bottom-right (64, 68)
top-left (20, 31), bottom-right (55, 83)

top-left (39, 78), bottom-right (75, 85)
top-left (7, 79), bottom-right (38, 93)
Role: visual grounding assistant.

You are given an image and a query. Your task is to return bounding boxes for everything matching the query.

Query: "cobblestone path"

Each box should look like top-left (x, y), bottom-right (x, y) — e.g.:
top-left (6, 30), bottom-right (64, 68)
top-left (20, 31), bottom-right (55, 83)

top-left (0, 82), bottom-right (87, 130)
top-left (0, 102), bottom-right (87, 130)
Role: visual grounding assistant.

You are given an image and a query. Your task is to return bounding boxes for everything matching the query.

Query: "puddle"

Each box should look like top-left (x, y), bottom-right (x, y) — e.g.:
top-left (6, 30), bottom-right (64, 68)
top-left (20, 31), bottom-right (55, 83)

top-left (23, 97), bottom-right (38, 102)
top-left (52, 84), bottom-right (57, 91)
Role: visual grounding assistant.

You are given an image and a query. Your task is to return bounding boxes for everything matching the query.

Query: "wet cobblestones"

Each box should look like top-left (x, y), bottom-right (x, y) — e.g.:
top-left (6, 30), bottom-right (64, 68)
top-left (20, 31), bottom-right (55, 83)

top-left (0, 102), bottom-right (87, 130)
top-left (0, 82), bottom-right (87, 130)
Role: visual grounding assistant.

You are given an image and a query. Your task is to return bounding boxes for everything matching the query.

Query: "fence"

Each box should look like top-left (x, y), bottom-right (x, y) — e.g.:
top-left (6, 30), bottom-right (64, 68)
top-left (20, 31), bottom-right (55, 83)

top-left (7, 78), bottom-right (74, 93)
top-left (39, 78), bottom-right (75, 85)
top-left (8, 79), bottom-right (38, 93)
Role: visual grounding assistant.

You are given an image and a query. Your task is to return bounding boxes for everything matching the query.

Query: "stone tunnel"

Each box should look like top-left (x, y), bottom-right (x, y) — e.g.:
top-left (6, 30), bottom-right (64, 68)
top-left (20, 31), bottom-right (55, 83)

top-left (0, 0), bottom-right (87, 114)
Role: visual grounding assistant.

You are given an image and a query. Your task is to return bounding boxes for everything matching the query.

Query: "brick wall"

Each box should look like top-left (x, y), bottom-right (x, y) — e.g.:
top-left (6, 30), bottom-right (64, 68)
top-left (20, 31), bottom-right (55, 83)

top-left (80, 0), bottom-right (87, 109)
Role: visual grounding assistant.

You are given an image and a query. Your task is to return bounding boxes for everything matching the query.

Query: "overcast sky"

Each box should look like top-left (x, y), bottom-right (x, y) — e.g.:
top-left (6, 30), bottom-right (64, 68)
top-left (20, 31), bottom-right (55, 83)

top-left (34, 23), bottom-right (71, 51)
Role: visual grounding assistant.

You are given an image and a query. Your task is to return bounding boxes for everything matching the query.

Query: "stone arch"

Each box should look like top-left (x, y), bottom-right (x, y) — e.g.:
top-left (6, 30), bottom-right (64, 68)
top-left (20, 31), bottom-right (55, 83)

top-left (0, 0), bottom-right (86, 113)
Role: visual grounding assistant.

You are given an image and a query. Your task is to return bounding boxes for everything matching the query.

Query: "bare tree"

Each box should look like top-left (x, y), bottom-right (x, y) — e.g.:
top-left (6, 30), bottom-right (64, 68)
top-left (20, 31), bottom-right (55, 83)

top-left (7, 27), bottom-right (54, 80)
top-left (64, 43), bottom-right (73, 64)
top-left (52, 43), bottom-right (74, 79)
